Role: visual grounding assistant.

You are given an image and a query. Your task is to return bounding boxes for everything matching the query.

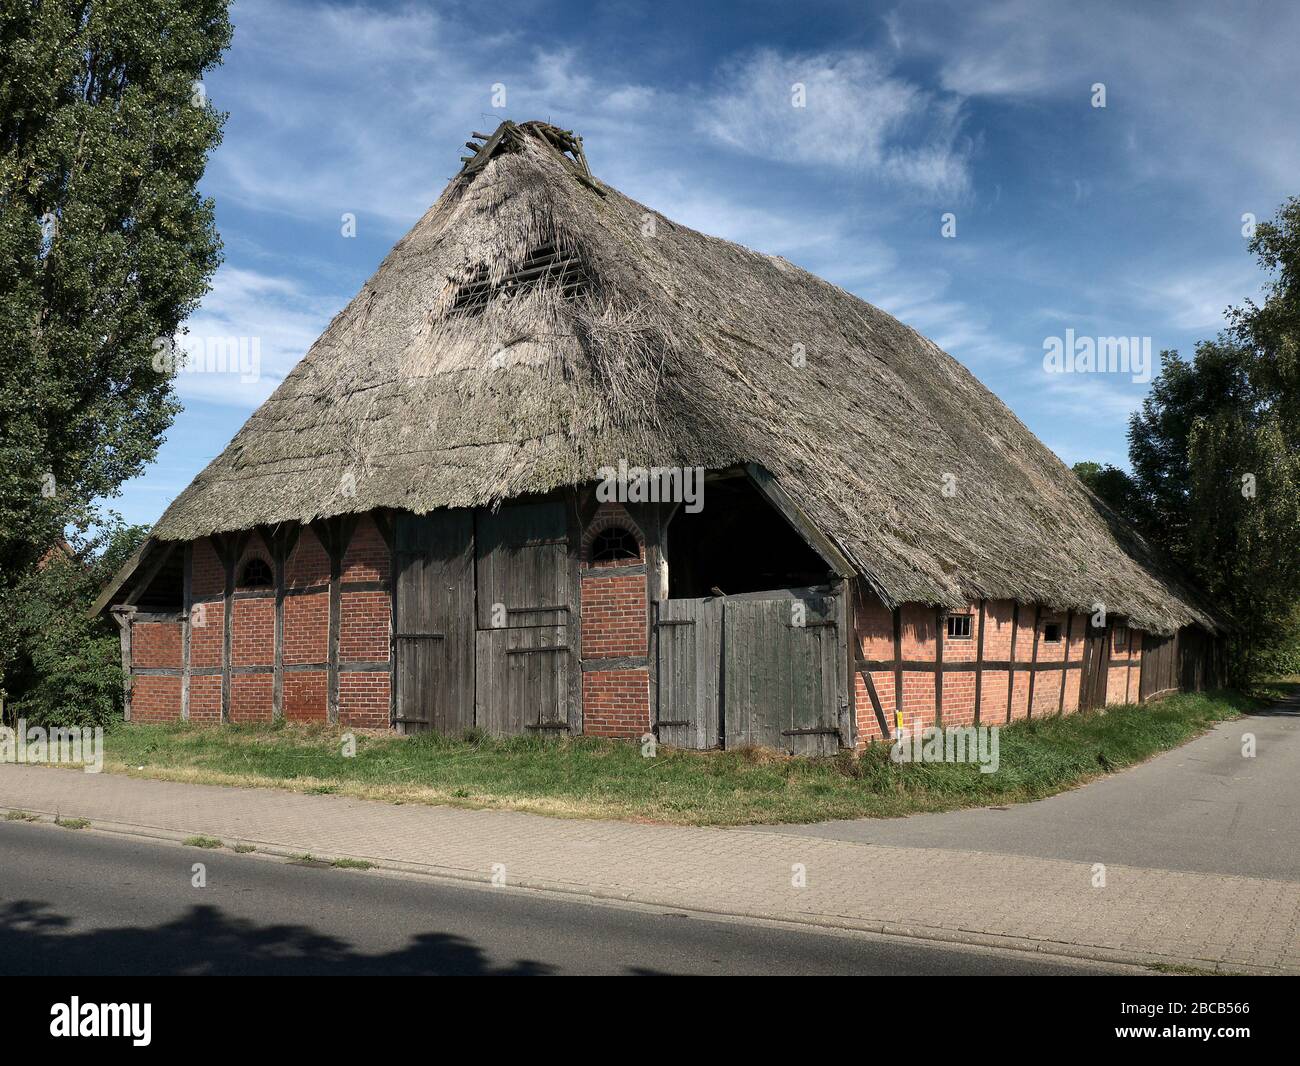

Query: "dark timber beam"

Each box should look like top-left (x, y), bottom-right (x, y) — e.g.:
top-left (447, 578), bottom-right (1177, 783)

top-left (181, 544), bottom-right (192, 721)
top-left (1006, 602), bottom-right (1020, 724)
top-left (1059, 610), bottom-right (1074, 715)
top-left (934, 607), bottom-right (944, 729)
top-left (973, 599), bottom-right (986, 725)
top-left (892, 607), bottom-right (903, 731)
top-left (1026, 604), bottom-right (1043, 718)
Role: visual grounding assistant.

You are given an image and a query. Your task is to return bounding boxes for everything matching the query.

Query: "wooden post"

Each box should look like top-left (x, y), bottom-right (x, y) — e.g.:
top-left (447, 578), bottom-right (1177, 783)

top-left (181, 543), bottom-right (192, 721)
top-left (934, 607), bottom-right (944, 729)
top-left (1058, 610), bottom-right (1074, 715)
top-left (839, 579), bottom-right (854, 747)
top-left (892, 607), bottom-right (903, 730)
top-left (1125, 626), bottom-right (1135, 702)
top-left (973, 599), bottom-right (986, 725)
top-left (270, 525), bottom-right (299, 722)
top-left (112, 607), bottom-right (135, 720)
top-left (320, 517), bottom-right (357, 726)
top-left (1026, 604), bottom-right (1043, 718)
top-left (1006, 602), bottom-right (1020, 724)
top-left (220, 537), bottom-right (234, 725)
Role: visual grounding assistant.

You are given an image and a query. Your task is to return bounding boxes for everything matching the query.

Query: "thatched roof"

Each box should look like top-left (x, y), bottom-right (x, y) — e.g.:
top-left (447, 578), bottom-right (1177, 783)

top-left (139, 120), bottom-right (1213, 634)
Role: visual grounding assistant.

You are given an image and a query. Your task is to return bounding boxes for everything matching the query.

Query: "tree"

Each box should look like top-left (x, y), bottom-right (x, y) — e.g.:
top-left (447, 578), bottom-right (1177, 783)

top-left (0, 0), bottom-right (231, 694)
top-left (1072, 199), bottom-right (1300, 682)
top-left (4, 517), bottom-right (149, 728)
top-left (1071, 460), bottom-right (1143, 530)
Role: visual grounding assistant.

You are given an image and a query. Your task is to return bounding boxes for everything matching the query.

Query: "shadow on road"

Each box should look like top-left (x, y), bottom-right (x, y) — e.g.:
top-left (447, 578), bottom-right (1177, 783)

top-left (0, 899), bottom-right (574, 976)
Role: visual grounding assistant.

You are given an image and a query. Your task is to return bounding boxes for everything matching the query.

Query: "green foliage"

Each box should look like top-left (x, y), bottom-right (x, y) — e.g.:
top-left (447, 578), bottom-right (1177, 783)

top-left (1071, 460), bottom-right (1143, 527)
top-left (1078, 199), bottom-right (1300, 683)
top-left (0, 0), bottom-right (231, 685)
top-left (3, 518), bottom-right (149, 728)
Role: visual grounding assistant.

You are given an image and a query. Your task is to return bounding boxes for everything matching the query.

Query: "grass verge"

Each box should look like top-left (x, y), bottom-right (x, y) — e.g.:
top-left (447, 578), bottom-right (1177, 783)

top-left (91, 689), bottom-right (1259, 826)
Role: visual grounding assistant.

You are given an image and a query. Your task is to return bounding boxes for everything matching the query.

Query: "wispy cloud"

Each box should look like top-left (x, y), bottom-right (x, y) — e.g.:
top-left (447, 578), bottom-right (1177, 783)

top-left (698, 49), bottom-right (972, 197)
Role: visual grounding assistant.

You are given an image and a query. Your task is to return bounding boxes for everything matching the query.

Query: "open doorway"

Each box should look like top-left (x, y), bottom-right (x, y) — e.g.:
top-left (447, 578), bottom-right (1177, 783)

top-left (664, 473), bottom-right (833, 598)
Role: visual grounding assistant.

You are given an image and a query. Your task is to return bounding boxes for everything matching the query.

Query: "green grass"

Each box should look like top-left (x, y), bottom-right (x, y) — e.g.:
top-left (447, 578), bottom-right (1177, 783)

top-left (97, 690), bottom-right (1257, 827)
top-left (54, 816), bottom-right (90, 830)
top-left (231, 843), bottom-right (256, 854)
top-left (183, 835), bottom-right (223, 848)
top-left (5, 810), bottom-right (40, 822)
top-left (331, 857), bottom-right (374, 870)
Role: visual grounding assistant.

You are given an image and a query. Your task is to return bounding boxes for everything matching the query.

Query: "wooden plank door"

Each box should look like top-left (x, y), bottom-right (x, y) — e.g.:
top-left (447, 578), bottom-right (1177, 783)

top-left (394, 510), bottom-right (475, 734)
top-left (723, 592), bottom-right (840, 755)
top-left (1079, 621), bottom-right (1111, 711)
top-left (474, 501), bottom-right (573, 735)
top-left (655, 597), bottom-right (723, 749)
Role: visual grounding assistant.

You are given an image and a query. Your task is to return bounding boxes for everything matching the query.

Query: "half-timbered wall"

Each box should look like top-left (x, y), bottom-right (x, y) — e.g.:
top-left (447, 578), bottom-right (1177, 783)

top-left (852, 588), bottom-right (1149, 749)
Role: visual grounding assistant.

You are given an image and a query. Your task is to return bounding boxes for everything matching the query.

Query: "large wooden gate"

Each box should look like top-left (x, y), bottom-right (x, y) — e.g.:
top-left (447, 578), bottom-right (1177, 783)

top-left (474, 501), bottom-right (575, 735)
top-left (655, 589), bottom-right (843, 754)
top-left (394, 510), bottom-right (475, 734)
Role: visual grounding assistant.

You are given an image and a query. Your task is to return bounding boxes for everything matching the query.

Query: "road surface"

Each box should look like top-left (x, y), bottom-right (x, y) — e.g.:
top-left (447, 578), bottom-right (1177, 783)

top-left (0, 820), bottom-right (1144, 976)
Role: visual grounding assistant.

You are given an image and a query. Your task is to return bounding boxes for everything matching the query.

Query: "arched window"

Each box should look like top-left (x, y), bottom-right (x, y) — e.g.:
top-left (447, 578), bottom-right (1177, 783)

top-left (240, 557), bottom-right (273, 588)
top-left (590, 525), bottom-right (639, 563)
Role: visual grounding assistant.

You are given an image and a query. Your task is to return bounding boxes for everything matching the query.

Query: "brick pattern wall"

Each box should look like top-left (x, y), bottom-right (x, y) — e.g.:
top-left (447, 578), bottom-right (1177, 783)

top-left (580, 575), bottom-right (646, 658)
top-left (192, 537), bottom-right (224, 599)
top-left (189, 675), bottom-right (221, 723)
top-left (132, 621), bottom-right (181, 669)
top-left (582, 670), bottom-right (650, 737)
top-left (131, 675), bottom-right (181, 722)
top-left (284, 671), bottom-right (327, 722)
top-left (852, 590), bottom-right (1149, 749)
top-left (341, 515), bottom-right (390, 582)
top-left (232, 597), bottom-right (274, 667)
top-left (286, 526), bottom-right (329, 588)
top-left (579, 503), bottom-right (651, 738)
top-left (284, 592), bottom-right (328, 665)
top-left (340, 590), bottom-right (389, 663)
top-left (230, 673), bottom-right (273, 723)
top-left (339, 672), bottom-right (389, 729)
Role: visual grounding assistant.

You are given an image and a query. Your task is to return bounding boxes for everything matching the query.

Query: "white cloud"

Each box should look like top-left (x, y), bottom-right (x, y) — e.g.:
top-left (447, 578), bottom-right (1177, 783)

top-left (172, 266), bottom-right (343, 409)
top-left (698, 49), bottom-right (972, 197)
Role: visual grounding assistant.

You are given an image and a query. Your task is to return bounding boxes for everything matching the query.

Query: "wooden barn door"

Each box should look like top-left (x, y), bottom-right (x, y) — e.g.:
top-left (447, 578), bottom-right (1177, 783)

top-left (393, 510), bottom-right (475, 734)
top-left (1078, 621), bottom-right (1111, 711)
top-left (655, 589), bottom-right (842, 754)
top-left (724, 592), bottom-right (841, 755)
top-left (655, 597), bottom-right (724, 750)
top-left (1140, 631), bottom-right (1178, 701)
top-left (474, 501), bottom-right (574, 735)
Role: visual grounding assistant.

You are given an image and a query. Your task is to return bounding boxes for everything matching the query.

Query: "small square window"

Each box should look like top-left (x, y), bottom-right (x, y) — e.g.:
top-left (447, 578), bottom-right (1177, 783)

top-left (1113, 625), bottom-right (1129, 650)
top-left (945, 614), bottom-right (972, 640)
top-left (1043, 622), bottom-right (1062, 643)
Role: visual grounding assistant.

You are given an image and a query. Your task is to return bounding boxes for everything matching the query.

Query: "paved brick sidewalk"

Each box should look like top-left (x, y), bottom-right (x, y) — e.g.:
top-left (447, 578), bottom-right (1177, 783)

top-left (2, 763), bottom-right (1297, 973)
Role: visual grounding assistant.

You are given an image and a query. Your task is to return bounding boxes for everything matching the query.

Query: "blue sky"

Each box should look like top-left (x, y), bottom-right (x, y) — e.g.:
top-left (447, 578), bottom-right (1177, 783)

top-left (111, 0), bottom-right (1300, 527)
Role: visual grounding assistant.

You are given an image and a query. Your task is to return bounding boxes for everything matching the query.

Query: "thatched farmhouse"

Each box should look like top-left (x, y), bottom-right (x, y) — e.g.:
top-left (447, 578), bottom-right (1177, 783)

top-left (95, 120), bottom-right (1223, 752)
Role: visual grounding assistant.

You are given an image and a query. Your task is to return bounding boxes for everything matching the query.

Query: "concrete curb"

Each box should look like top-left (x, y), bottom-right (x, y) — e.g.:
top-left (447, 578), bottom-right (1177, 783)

top-left (6, 804), bottom-right (1289, 977)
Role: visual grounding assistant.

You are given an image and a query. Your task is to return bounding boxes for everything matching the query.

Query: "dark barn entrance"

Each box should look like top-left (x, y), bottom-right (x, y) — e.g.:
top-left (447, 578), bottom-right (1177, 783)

top-left (655, 471), bottom-right (850, 754)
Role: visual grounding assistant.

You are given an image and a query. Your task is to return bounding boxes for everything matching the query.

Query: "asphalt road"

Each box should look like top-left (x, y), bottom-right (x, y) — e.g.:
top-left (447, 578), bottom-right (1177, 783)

top-left (758, 704), bottom-right (1300, 881)
top-left (0, 820), bottom-right (1143, 976)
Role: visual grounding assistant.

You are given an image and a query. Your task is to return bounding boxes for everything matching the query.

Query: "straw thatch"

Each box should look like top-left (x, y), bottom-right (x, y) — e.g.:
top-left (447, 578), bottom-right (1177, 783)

top-left (144, 120), bottom-right (1213, 634)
